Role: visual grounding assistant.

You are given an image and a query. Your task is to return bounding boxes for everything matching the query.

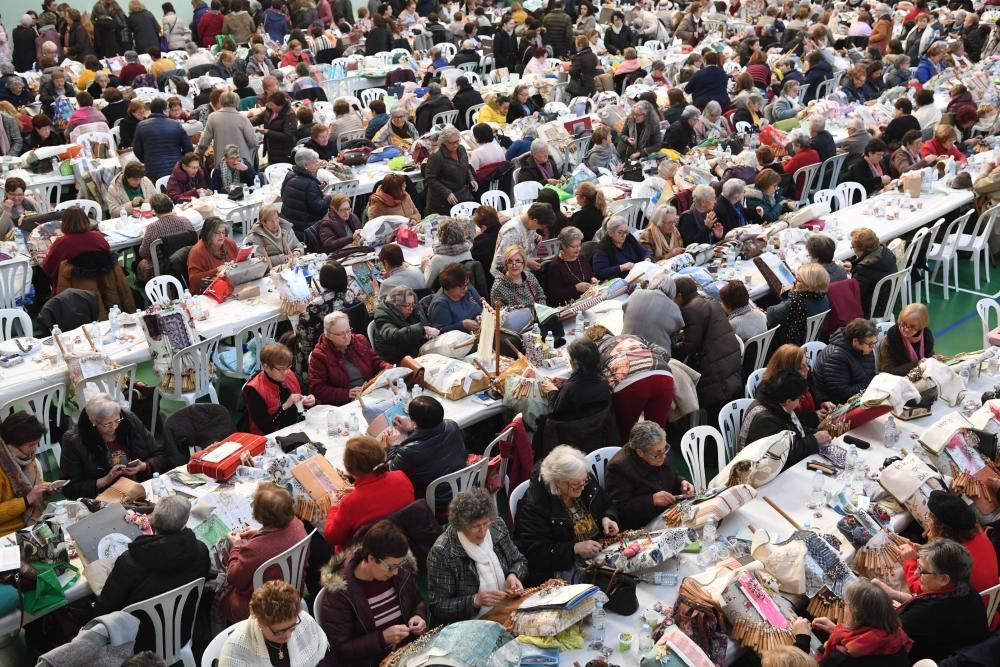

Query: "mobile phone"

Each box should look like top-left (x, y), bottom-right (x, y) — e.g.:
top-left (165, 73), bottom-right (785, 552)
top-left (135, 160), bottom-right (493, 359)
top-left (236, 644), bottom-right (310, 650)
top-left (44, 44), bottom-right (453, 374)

top-left (48, 480), bottom-right (69, 490)
top-left (842, 435), bottom-right (871, 450)
top-left (126, 458), bottom-right (142, 467)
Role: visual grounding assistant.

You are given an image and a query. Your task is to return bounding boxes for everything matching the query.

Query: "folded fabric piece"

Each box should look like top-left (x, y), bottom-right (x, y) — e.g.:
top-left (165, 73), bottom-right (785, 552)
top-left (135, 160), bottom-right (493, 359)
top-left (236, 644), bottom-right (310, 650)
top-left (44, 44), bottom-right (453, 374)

top-left (859, 373), bottom-right (920, 412)
top-left (516, 624), bottom-right (586, 650)
top-left (921, 357), bottom-right (965, 405)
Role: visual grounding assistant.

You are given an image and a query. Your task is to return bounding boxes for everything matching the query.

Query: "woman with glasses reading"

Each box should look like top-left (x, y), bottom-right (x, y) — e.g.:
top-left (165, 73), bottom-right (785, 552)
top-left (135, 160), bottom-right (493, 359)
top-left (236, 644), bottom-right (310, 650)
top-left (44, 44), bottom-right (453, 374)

top-left (59, 393), bottom-right (165, 500)
top-left (320, 520), bottom-right (426, 666)
top-left (242, 343), bottom-right (315, 435)
top-left (309, 311), bottom-right (392, 407)
top-left (605, 421), bottom-right (694, 530)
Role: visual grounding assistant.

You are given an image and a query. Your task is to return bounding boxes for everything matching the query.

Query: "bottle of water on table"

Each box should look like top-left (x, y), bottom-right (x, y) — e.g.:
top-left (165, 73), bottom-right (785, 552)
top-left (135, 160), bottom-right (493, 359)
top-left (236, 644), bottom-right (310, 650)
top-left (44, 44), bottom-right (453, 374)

top-left (883, 415), bottom-right (899, 449)
top-left (807, 469), bottom-right (825, 511)
top-left (592, 600), bottom-right (606, 642)
top-left (108, 305), bottom-right (121, 341)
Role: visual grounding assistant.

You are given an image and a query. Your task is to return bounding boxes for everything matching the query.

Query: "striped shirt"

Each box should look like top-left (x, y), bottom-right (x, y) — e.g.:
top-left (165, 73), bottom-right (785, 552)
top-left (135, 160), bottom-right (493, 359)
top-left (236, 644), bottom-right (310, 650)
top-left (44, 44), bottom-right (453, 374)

top-left (360, 579), bottom-right (402, 629)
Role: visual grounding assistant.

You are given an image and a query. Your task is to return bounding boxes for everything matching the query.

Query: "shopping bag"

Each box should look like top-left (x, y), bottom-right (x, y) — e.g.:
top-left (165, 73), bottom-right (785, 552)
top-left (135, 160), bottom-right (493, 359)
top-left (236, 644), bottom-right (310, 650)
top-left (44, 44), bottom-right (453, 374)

top-left (22, 562), bottom-right (79, 616)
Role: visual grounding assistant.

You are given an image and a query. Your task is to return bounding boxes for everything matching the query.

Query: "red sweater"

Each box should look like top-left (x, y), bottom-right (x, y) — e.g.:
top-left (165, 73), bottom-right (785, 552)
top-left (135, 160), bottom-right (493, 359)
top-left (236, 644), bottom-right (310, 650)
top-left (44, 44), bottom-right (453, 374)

top-left (308, 334), bottom-right (391, 406)
top-left (782, 148), bottom-right (820, 199)
top-left (42, 230), bottom-right (112, 284)
top-left (323, 471), bottom-right (414, 549)
top-left (904, 529), bottom-right (999, 595)
top-left (919, 137), bottom-right (967, 163)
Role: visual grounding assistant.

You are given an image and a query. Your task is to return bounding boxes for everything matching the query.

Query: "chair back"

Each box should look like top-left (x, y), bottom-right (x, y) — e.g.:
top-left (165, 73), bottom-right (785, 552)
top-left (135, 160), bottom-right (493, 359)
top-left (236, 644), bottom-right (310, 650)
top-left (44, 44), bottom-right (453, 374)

top-left (26, 179), bottom-right (61, 213)
top-left (328, 179), bottom-right (359, 210)
top-left (167, 336), bottom-right (221, 401)
top-left (457, 61), bottom-right (478, 73)
top-left (155, 175), bottom-right (170, 194)
top-left (480, 190), bottom-right (511, 211)
top-left (585, 446), bottom-right (621, 488)
top-left (870, 268), bottom-right (908, 322)
top-left (483, 422), bottom-right (516, 513)
top-left (608, 197), bottom-right (650, 234)
top-left (0, 308), bottom-right (32, 341)
top-left (336, 128), bottom-right (366, 153)
top-left (360, 87), bottom-right (387, 107)
top-left (431, 110), bottom-right (460, 128)
top-left (508, 480), bottom-right (529, 522)
top-left (977, 298), bottom-right (1000, 349)
top-left (74, 362), bottom-right (138, 416)
top-left (745, 368), bottom-right (765, 399)
top-left (313, 587), bottom-right (326, 626)
top-left (813, 78), bottom-right (835, 100)
top-left (438, 43), bottom-right (457, 59)
top-left (219, 315), bottom-right (280, 379)
top-left (0, 259), bottom-right (31, 309)
top-left (792, 162), bottom-right (822, 205)
top-left (982, 582), bottom-right (1000, 624)
top-left (151, 230), bottom-right (198, 278)
top-left (264, 162), bottom-right (293, 185)
top-left (681, 426), bottom-right (727, 493)
top-left (812, 188), bottom-right (838, 209)
top-left (122, 577), bottom-right (205, 667)
top-left (450, 202), bottom-right (481, 218)
top-left (564, 134), bottom-right (591, 172)
top-left (225, 201), bottom-right (263, 237)
top-left (803, 341), bottom-right (827, 369)
top-left (816, 152), bottom-right (848, 190)
top-left (805, 309), bottom-right (831, 343)
top-left (835, 181), bottom-right (867, 209)
top-left (366, 320), bottom-right (377, 347)
top-left (56, 199), bottom-right (103, 222)
top-left (146, 275), bottom-right (185, 305)
top-left (743, 325), bottom-right (780, 372)
top-left (513, 181), bottom-right (542, 206)
top-left (251, 528), bottom-right (316, 592)
top-left (734, 120), bottom-right (753, 134)
top-left (466, 103), bottom-right (485, 129)
top-left (0, 383), bottom-right (67, 478)
top-left (718, 399), bottom-right (752, 463)
top-left (425, 457), bottom-right (489, 516)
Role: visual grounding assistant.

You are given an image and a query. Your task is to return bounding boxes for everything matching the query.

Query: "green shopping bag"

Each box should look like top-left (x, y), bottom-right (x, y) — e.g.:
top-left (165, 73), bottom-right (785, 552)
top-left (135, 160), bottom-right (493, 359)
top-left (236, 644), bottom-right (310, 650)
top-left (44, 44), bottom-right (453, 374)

top-left (22, 562), bottom-right (79, 617)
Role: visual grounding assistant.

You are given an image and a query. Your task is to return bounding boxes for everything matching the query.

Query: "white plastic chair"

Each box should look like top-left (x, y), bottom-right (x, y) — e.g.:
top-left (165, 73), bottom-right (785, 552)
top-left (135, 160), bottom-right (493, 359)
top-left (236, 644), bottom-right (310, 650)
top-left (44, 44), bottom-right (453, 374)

top-left (224, 201), bottom-right (262, 238)
top-left (742, 326), bottom-right (780, 372)
top-left (26, 180), bottom-right (61, 213)
top-left (457, 61), bottom-right (478, 73)
top-left (734, 120), bottom-right (752, 134)
top-left (155, 175), bottom-right (170, 194)
top-left (812, 188), bottom-right (838, 210)
top-left (150, 336), bottom-right (221, 440)
top-left (425, 457), bottom-right (489, 517)
top-left (145, 275), bottom-right (185, 305)
top-left (482, 423), bottom-right (515, 514)
top-left (123, 577), bottom-right (205, 667)
top-left (950, 203), bottom-right (999, 290)
top-left (745, 368), bottom-right (765, 399)
top-left (201, 624), bottom-right (238, 667)
top-left (0, 308), bottom-right (31, 342)
top-left (0, 383), bottom-right (66, 478)
top-left (901, 223), bottom-right (937, 306)
top-left (804, 310), bottom-right (830, 343)
top-left (791, 162), bottom-right (822, 205)
top-left (644, 40), bottom-right (665, 51)
top-left (329, 179), bottom-right (359, 210)
top-left (438, 42), bottom-right (457, 59)
top-left (586, 446), bottom-right (620, 488)
top-left (869, 268), bottom-right (909, 323)
top-left (340, 95), bottom-right (364, 113)
top-left (608, 197), bottom-right (650, 234)
top-left (217, 314), bottom-right (280, 380)
top-left (450, 201), bottom-right (481, 218)
top-left (74, 362), bottom-right (138, 415)
top-left (508, 479), bottom-right (529, 522)
top-left (928, 211), bottom-right (971, 300)
top-left (466, 103), bottom-right (485, 129)
top-left (336, 127), bottom-right (366, 153)
top-left (680, 426), bottom-right (727, 493)
top-left (981, 582), bottom-right (1000, 623)
top-left (252, 528), bottom-right (316, 591)
top-left (977, 298), bottom-right (1000, 349)
top-left (431, 110), bottom-right (459, 128)
top-left (513, 181), bottom-right (542, 206)
top-left (718, 399), bottom-right (752, 464)
top-left (834, 182), bottom-right (867, 209)
top-left (0, 259), bottom-right (31, 309)
top-left (264, 162), bottom-right (293, 186)
top-left (816, 152), bottom-right (849, 191)
top-left (366, 320), bottom-right (377, 348)
top-left (563, 134), bottom-right (592, 173)
top-left (55, 198), bottom-right (103, 222)
top-left (359, 87), bottom-right (386, 107)
top-left (803, 341), bottom-right (827, 369)
top-left (480, 190), bottom-right (511, 211)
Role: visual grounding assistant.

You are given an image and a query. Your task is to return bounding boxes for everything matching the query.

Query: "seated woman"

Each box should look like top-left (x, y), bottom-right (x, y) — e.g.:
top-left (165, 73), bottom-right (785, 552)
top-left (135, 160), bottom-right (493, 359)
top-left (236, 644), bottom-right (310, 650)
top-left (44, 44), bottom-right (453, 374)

top-left (222, 581), bottom-right (329, 666)
top-left (843, 139), bottom-right (891, 196)
top-left (304, 124), bottom-right (336, 161)
top-left (792, 579), bottom-right (913, 667)
top-left (428, 263), bottom-right (483, 334)
top-left (218, 483), bottom-right (309, 624)
top-left (606, 421), bottom-right (695, 530)
top-left (187, 217), bottom-right (238, 293)
top-left (622, 274), bottom-right (684, 354)
top-left (0, 413), bottom-right (56, 536)
top-left (0, 178), bottom-right (38, 238)
top-left (747, 168), bottom-right (796, 223)
top-left (514, 445), bottom-right (619, 586)
top-left (806, 234), bottom-right (848, 283)
top-left (166, 152), bottom-right (211, 203)
top-left (569, 181), bottom-right (609, 242)
top-left (471, 206), bottom-right (503, 275)
top-left (367, 173), bottom-right (420, 226)
top-left (242, 343), bottom-right (315, 435)
top-left (639, 205), bottom-right (684, 261)
top-left (320, 521), bottom-right (426, 666)
top-left (209, 144), bottom-right (259, 191)
top-left (877, 303), bottom-right (935, 375)
top-left (772, 79), bottom-right (803, 121)
top-left (732, 92), bottom-right (765, 131)
top-left (813, 318), bottom-right (878, 404)
top-left (317, 193), bottom-right (362, 253)
top-left (737, 369), bottom-right (832, 467)
top-left (546, 226), bottom-right (596, 306)
top-left (592, 216), bottom-right (652, 280)
top-left (372, 286), bottom-right (439, 364)
top-left (60, 393), bottom-right (166, 500)
top-left (136, 193), bottom-right (196, 283)
top-left (763, 344), bottom-right (835, 427)
top-left (423, 219), bottom-right (473, 289)
top-left (244, 204), bottom-right (303, 266)
top-left (920, 123), bottom-right (967, 164)
top-left (323, 436), bottom-right (414, 551)
top-left (309, 311), bottom-right (392, 407)
top-left (766, 263), bottom-right (831, 347)
top-left (427, 488), bottom-right (527, 624)
top-left (540, 339), bottom-right (612, 422)
top-left (491, 245), bottom-right (546, 308)
top-left (294, 261), bottom-right (349, 378)
top-left (105, 162), bottom-right (157, 217)
top-left (720, 280), bottom-right (767, 342)
top-left (846, 227), bottom-right (898, 318)
top-left (41, 207), bottom-right (114, 286)
top-left (616, 100), bottom-right (662, 160)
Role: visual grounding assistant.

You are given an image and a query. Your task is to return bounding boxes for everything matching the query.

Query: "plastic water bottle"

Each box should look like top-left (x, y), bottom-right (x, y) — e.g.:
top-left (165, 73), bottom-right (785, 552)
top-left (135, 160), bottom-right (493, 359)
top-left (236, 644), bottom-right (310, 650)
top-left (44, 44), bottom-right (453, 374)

top-left (883, 415), bottom-right (899, 449)
top-left (592, 601), bottom-right (606, 641)
top-left (843, 444), bottom-right (858, 481)
top-left (960, 363), bottom-right (972, 385)
top-left (108, 305), bottom-right (122, 341)
top-left (574, 312), bottom-right (585, 337)
top-left (327, 409), bottom-right (338, 437)
top-left (120, 207), bottom-right (127, 225)
top-left (411, 384), bottom-right (423, 399)
top-left (394, 377), bottom-right (410, 405)
top-left (544, 331), bottom-right (555, 354)
top-left (807, 470), bottom-right (825, 510)
top-left (88, 321), bottom-right (102, 350)
top-left (531, 323), bottom-right (542, 345)
top-left (149, 473), bottom-right (163, 501)
top-left (703, 517), bottom-right (717, 546)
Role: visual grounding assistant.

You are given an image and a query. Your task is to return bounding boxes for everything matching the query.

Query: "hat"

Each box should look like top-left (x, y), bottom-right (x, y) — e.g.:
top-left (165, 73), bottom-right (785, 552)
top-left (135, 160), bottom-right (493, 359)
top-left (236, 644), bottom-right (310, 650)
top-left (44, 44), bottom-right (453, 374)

top-left (927, 490), bottom-right (976, 531)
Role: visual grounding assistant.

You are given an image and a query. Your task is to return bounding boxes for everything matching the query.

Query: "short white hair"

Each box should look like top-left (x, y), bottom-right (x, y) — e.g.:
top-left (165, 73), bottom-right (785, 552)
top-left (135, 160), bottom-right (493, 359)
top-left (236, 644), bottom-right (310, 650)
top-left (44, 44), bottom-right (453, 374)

top-left (540, 445), bottom-right (589, 494)
top-left (530, 138), bottom-right (550, 156)
top-left (847, 117), bottom-right (864, 132)
top-left (651, 205), bottom-right (677, 224)
top-left (85, 393), bottom-right (122, 423)
top-left (605, 215), bottom-right (629, 233)
top-left (692, 184), bottom-right (715, 205)
top-left (323, 311), bottom-right (350, 334)
top-left (733, 150), bottom-right (758, 169)
top-left (722, 178), bottom-right (746, 199)
top-left (809, 116), bottom-right (826, 133)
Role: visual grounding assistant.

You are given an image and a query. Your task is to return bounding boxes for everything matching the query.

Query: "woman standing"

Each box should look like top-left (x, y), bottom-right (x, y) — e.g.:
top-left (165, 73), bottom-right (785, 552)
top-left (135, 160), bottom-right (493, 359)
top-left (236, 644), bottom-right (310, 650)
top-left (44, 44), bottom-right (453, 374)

top-left (0, 413), bottom-right (55, 536)
top-left (471, 206), bottom-right (502, 274)
top-left (567, 35), bottom-right (597, 97)
top-left (424, 125), bottom-right (477, 216)
top-left (127, 0), bottom-right (161, 53)
top-left (187, 217), bottom-right (238, 293)
top-left (491, 245), bottom-right (546, 308)
top-left (251, 92), bottom-right (298, 166)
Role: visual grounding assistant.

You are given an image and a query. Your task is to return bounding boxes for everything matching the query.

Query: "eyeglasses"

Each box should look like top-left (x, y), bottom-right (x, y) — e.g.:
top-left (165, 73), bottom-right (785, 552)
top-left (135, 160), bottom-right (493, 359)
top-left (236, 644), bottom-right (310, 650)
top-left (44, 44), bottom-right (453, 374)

top-left (400, 301), bottom-right (416, 310)
top-left (378, 558), bottom-right (404, 573)
top-left (564, 478), bottom-right (587, 491)
top-left (95, 417), bottom-right (123, 429)
top-left (266, 618), bottom-right (301, 636)
top-left (267, 364), bottom-right (290, 374)
top-left (506, 258), bottom-right (525, 266)
top-left (330, 328), bottom-right (353, 338)
top-left (915, 566), bottom-right (941, 576)
top-left (644, 446), bottom-right (669, 460)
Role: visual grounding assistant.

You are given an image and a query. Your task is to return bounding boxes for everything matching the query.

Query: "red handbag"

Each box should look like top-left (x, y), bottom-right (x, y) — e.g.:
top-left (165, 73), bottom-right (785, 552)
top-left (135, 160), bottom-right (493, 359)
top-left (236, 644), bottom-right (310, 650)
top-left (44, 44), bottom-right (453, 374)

top-left (203, 275), bottom-right (234, 303)
top-left (187, 433), bottom-right (267, 480)
top-left (395, 227), bottom-right (419, 248)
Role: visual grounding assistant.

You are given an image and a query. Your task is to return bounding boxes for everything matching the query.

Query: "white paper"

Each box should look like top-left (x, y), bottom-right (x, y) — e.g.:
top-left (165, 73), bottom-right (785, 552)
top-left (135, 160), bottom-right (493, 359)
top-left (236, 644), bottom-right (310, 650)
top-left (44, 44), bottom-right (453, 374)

top-left (0, 544), bottom-right (18, 573)
top-left (200, 441), bottom-right (245, 464)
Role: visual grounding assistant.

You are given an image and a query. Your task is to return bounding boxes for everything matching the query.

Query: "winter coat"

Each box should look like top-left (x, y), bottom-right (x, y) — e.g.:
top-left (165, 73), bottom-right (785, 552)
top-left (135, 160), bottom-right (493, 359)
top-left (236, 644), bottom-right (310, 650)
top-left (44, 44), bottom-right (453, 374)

top-left (251, 102), bottom-right (298, 165)
top-left (222, 11), bottom-right (255, 44)
top-left (424, 146), bottom-right (475, 216)
top-left (367, 189), bottom-right (420, 226)
top-left (59, 410), bottom-right (165, 500)
top-left (605, 447), bottom-right (684, 530)
top-left (621, 288), bottom-right (684, 356)
top-left (514, 468), bottom-right (618, 586)
top-left (848, 245), bottom-right (897, 318)
top-left (843, 157), bottom-right (886, 197)
top-left (162, 11), bottom-right (190, 50)
top-left (803, 59), bottom-right (833, 103)
top-left (198, 107), bottom-right (259, 164)
top-left (914, 55), bottom-right (942, 84)
top-left (675, 295), bottom-right (743, 409)
top-left (165, 162), bottom-right (208, 203)
top-left (541, 9), bottom-right (573, 56)
top-left (664, 119), bottom-right (697, 153)
top-left (515, 152), bottom-right (562, 185)
top-left (899, 586), bottom-right (988, 663)
top-left (736, 386), bottom-right (820, 468)
top-left (451, 87), bottom-right (483, 132)
top-left (128, 9), bottom-right (161, 53)
top-left (308, 334), bottom-right (391, 406)
top-left (320, 552), bottom-right (425, 667)
top-left (686, 64), bottom-right (730, 109)
top-left (244, 219), bottom-right (303, 266)
top-left (877, 325), bottom-right (935, 376)
top-left (133, 114), bottom-right (193, 184)
top-left (53, 250), bottom-right (137, 318)
top-left (386, 420), bottom-right (467, 507)
top-left (414, 94), bottom-right (455, 135)
top-left (766, 291), bottom-right (830, 347)
top-left (592, 235), bottom-right (652, 280)
top-left (813, 327), bottom-right (877, 404)
top-left (604, 25), bottom-right (636, 56)
top-left (371, 297), bottom-right (430, 364)
top-left (65, 23), bottom-right (94, 60)
top-left (260, 8), bottom-right (289, 42)
top-left (105, 173), bottom-right (156, 218)
top-left (314, 210), bottom-right (362, 253)
top-left (280, 166), bottom-right (331, 235)
top-left (322, 471), bottom-right (414, 550)
top-left (208, 160), bottom-right (258, 192)
top-left (93, 529), bottom-right (209, 653)
top-left (12, 26), bottom-right (36, 73)
top-left (426, 519), bottom-right (528, 624)
top-left (568, 47), bottom-right (598, 97)
top-left (196, 9), bottom-right (224, 47)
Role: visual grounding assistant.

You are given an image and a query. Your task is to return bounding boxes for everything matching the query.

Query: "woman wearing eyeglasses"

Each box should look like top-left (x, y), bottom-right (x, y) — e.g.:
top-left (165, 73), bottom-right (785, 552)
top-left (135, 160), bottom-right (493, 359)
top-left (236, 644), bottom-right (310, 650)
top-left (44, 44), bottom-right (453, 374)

top-left (309, 311), bottom-right (392, 407)
top-left (491, 245), bottom-right (547, 308)
top-left (605, 421), bottom-right (694, 530)
top-left (59, 393), bottom-right (165, 500)
top-left (320, 520), bottom-right (426, 667)
top-left (220, 580), bottom-right (330, 667)
top-left (242, 343), bottom-right (316, 436)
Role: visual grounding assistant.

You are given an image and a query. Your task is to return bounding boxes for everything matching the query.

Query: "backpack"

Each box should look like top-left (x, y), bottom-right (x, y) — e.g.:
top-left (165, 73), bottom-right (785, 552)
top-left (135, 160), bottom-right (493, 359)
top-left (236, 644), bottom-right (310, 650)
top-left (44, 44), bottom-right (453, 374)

top-left (52, 96), bottom-right (74, 124)
top-left (669, 579), bottom-right (729, 666)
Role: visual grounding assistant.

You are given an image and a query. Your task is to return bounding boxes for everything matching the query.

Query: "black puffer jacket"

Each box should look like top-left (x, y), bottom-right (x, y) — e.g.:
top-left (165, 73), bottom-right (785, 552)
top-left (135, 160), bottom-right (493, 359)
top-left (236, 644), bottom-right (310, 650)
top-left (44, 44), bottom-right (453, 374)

top-left (848, 245), bottom-right (897, 318)
top-left (736, 382), bottom-right (820, 468)
top-left (371, 296), bottom-right (430, 364)
top-left (414, 94), bottom-right (455, 134)
top-left (59, 410), bottom-right (167, 500)
top-left (251, 101), bottom-right (298, 164)
top-left (279, 166), bottom-right (332, 235)
top-left (812, 327), bottom-right (877, 404)
top-left (674, 295), bottom-right (743, 410)
top-left (514, 467), bottom-right (618, 586)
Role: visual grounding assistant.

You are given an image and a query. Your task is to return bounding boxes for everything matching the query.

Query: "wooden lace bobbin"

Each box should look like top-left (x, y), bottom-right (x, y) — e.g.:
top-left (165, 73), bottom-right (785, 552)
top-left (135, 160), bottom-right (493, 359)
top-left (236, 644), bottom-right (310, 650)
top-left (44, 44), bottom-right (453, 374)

top-left (807, 587), bottom-right (846, 624)
top-left (952, 470), bottom-right (994, 502)
top-left (731, 618), bottom-right (794, 654)
top-left (482, 578), bottom-right (567, 632)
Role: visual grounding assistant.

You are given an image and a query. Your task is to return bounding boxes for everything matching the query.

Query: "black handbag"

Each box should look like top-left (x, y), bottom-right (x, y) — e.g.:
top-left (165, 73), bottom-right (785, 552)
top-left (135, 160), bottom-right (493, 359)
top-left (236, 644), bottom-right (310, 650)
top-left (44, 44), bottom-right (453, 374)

top-left (581, 564), bottom-right (638, 615)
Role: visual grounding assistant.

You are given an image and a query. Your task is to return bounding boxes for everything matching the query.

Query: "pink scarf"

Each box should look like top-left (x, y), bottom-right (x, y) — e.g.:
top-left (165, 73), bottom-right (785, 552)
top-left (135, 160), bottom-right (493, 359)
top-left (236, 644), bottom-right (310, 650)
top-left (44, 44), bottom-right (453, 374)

top-left (904, 332), bottom-right (925, 363)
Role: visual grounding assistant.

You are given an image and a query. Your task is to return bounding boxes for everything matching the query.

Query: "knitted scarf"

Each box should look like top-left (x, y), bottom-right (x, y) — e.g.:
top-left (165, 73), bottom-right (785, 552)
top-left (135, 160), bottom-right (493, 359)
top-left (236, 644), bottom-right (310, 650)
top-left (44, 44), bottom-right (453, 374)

top-left (816, 625), bottom-right (913, 662)
top-left (0, 441), bottom-right (43, 525)
top-left (219, 613), bottom-right (328, 667)
top-left (432, 240), bottom-right (472, 256)
top-left (371, 188), bottom-right (402, 209)
top-left (783, 291), bottom-right (824, 345)
top-left (219, 161), bottom-right (240, 190)
top-left (456, 528), bottom-right (505, 616)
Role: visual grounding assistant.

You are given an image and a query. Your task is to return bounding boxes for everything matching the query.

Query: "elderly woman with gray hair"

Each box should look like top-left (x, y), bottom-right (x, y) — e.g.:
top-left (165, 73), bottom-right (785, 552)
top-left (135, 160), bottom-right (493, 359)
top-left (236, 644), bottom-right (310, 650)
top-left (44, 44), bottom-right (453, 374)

top-left (515, 138), bottom-right (562, 185)
top-left (639, 205), bottom-right (684, 261)
top-left (423, 219), bottom-right (473, 289)
top-left (546, 226), bottom-right (597, 305)
top-left (514, 445), bottom-right (619, 586)
top-left (209, 144), bottom-right (259, 192)
top-left (372, 285), bottom-right (440, 363)
top-left (592, 215), bottom-right (652, 280)
top-left (279, 147), bottom-right (332, 237)
top-left (678, 183), bottom-right (724, 245)
top-left (245, 204), bottom-right (303, 265)
top-left (426, 488), bottom-right (528, 624)
top-left (697, 100), bottom-right (730, 141)
top-left (664, 105), bottom-right (700, 153)
top-left (309, 311), bottom-right (392, 406)
top-left (59, 393), bottom-right (165, 500)
top-left (424, 125), bottom-right (478, 216)
top-left (622, 274), bottom-right (685, 354)
top-left (713, 179), bottom-right (751, 232)
top-left (372, 106), bottom-right (420, 151)
top-left (617, 100), bottom-right (662, 160)
top-left (733, 92), bottom-right (766, 131)
top-left (605, 421), bottom-right (694, 529)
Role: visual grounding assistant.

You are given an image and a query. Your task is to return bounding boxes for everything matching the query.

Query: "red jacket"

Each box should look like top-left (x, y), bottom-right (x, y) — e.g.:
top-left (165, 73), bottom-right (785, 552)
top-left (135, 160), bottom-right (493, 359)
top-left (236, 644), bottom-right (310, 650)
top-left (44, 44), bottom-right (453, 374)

top-left (782, 148), bottom-right (820, 200)
top-left (920, 136), bottom-right (967, 163)
top-left (904, 528), bottom-right (999, 595)
top-left (42, 230), bottom-right (112, 284)
top-left (308, 334), bottom-right (391, 406)
top-left (243, 369), bottom-right (302, 435)
top-left (218, 518), bottom-right (308, 623)
top-left (323, 471), bottom-right (414, 550)
top-left (197, 10), bottom-right (224, 47)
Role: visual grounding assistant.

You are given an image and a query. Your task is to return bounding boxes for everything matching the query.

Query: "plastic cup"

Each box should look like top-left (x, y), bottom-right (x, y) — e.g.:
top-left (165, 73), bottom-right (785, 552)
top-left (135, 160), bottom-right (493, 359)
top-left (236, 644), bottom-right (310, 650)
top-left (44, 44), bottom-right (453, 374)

top-left (618, 632), bottom-right (633, 652)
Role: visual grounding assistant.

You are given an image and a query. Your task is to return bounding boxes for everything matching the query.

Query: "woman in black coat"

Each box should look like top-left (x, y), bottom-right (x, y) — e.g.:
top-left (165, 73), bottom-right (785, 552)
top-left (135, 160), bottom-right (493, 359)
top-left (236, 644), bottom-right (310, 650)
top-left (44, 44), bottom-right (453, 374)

top-left (127, 3), bottom-right (162, 53)
top-left (506, 84), bottom-right (538, 123)
top-left (877, 303), bottom-right (935, 376)
top-left (567, 36), bottom-right (598, 97)
top-left (59, 394), bottom-right (167, 500)
top-left (251, 92), bottom-right (298, 165)
top-left (664, 107), bottom-right (700, 153)
top-left (540, 339), bottom-right (612, 422)
top-left (64, 10), bottom-right (94, 60)
top-left (424, 126), bottom-right (476, 216)
top-left (12, 22), bottom-right (37, 74)
top-left (451, 76), bottom-right (483, 131)
top-left (604, 11), bottom-right (636, 55)
top-left (846, 227), bottom-right (898, 318)
top-left (365, 16), bottom-right (394, 56)
top-left (513, 445), bottom-right (619, 586)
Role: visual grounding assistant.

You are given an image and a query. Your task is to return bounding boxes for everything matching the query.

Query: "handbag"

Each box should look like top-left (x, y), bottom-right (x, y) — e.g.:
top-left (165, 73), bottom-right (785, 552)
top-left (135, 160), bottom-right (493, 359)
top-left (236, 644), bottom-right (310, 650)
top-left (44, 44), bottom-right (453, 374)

top-left (395, 227), bottom-right (419, 248)
top-left (22, 562), bottom-right (79, 617)
top-left (580, 564), bottom-right (638, 615)
top-left (16, 522), bottom-right (69, 565)
top-left (203, 275), bottom-right (235, 303)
